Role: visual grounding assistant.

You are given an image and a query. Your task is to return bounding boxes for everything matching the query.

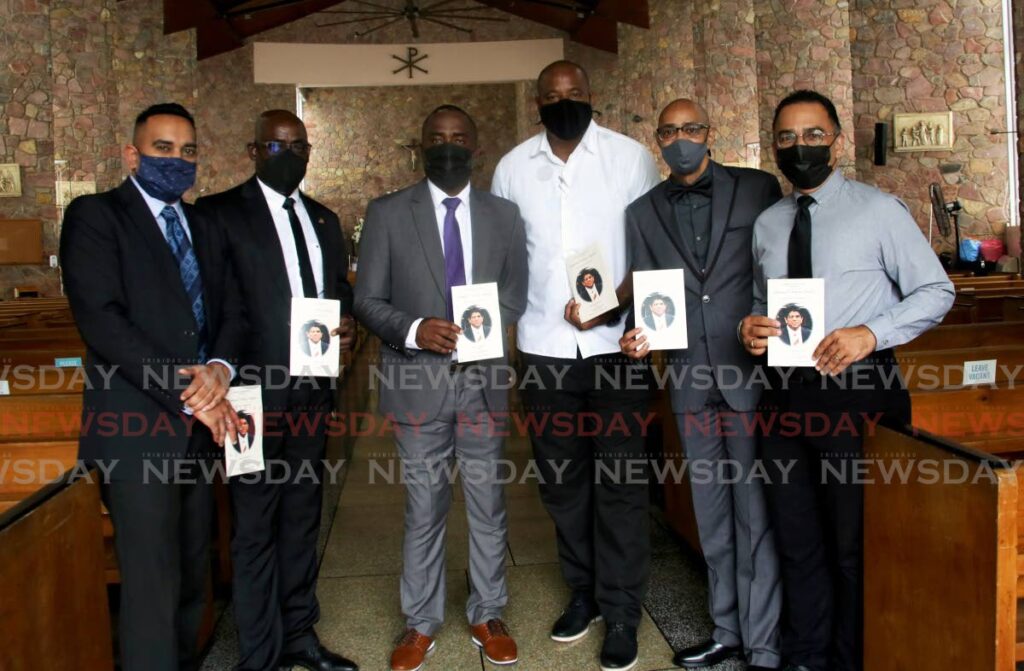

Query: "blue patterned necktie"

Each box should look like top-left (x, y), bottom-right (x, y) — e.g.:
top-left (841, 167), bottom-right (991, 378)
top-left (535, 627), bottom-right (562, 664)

top-left (442, 197), bottom-right (466, 322)
top-left (161, 205), bottom-right (208, 362)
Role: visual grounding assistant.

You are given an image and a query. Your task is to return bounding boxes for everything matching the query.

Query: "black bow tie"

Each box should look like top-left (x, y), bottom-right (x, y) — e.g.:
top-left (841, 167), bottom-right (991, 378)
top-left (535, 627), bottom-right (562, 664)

top-left (666, 179), bottom-right (712, 202)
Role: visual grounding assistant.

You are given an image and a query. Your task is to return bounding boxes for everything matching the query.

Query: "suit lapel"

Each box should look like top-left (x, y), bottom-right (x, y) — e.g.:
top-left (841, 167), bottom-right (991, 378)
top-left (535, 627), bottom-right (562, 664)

top-left (704, 162), bottom-right (738, 278)
top-left (410, 180), bottom-right (447, 300)
top-left (649, 180), bottom-right (702, 279)
top-left (301, 194), bottom-right (334, 299)
top-left (116, 180), bottom-right (192, 314)
top-left (241, 177), bottom-right (292, 300)
top-left (469, 188), bottom-right (490, 284)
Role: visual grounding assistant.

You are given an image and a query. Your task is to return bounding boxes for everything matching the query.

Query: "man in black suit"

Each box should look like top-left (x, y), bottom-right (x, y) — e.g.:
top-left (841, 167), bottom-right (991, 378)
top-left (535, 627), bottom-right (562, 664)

top-left (620, 98), bottom-right (783, 670)
top-left (196, 109), bottom-right (357, 671)
top-left (60, 102), bottom-right (244, 671)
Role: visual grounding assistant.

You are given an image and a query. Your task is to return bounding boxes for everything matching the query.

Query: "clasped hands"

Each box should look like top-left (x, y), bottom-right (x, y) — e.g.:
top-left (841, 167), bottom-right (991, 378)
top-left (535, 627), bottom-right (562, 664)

top-left (178, 361), bottom-right (237, 446)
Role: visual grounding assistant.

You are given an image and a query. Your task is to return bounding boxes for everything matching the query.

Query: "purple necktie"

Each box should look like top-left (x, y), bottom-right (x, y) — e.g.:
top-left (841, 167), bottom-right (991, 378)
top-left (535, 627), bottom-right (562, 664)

top-left (442, 197), bottom-right (466, 322)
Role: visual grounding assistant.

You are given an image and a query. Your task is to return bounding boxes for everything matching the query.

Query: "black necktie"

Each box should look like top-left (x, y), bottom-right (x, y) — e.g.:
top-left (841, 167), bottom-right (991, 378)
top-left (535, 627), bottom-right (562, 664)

top-left (788, 195), bottom-right (815, 279)
top-left (283, 197), bottom-right (318, 298)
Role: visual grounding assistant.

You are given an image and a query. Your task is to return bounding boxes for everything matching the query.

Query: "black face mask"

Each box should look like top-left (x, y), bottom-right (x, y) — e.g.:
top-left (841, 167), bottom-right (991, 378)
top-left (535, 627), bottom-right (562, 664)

top-left (776, 144), bottom-right (834, 190)
top-left (539, 98), bottom-right (593, 141)
top-left (257, 149), bottom-right (308, 196)
top-left (423, 143), bottom-right (473, 193)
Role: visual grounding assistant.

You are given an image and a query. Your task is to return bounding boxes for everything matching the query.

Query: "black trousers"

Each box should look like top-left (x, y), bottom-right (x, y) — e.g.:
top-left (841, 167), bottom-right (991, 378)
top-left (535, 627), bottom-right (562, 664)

top-left (760, 358), bottom-right (909, 671)
top-left (230, 385), bottom-right (332, 671)
top-left (519, 351), bottom-right (652, 626)
top-left (102, 448), bottom-right (213, 671)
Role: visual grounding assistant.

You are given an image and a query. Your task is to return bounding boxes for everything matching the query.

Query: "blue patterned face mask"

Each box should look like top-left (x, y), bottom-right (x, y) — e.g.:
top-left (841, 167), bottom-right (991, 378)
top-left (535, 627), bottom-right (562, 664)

top-left (133, 152), bottom-right (196, 203)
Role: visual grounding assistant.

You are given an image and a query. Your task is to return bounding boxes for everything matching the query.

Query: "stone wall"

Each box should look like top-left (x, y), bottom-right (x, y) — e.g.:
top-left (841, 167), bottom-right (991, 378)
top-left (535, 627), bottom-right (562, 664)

top-left (851, 0), bottom-right (1010, 249)
top-left (302, 83), bottom-right (518, 241)
top-left (0, 0), bottom-right (1020, 297)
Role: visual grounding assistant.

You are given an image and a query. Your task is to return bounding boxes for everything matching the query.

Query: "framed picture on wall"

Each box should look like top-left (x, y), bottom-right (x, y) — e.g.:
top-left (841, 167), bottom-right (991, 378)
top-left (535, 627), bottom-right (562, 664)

top-left (893, 112), bottom-right (954, 152)
top-left (0, 164), bottom-right (21, 198)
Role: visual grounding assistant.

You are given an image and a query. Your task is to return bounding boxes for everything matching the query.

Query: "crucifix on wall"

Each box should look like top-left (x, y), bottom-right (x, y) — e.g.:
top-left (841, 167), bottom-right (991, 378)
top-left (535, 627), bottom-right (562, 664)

top-left (396, 139), bottom-right (421, 170)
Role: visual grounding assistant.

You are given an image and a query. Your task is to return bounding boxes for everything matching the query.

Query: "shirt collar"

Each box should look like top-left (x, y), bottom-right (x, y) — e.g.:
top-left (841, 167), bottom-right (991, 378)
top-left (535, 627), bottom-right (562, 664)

top-left (531, 119), bottom-right (601, 161)
top-left (426, 179), bottom-right (471, 211)
top-left (130, 176), bottom-right (183, 221)
top-left (256, 176), bottom-right (301, 210)
top-left (795, 169), bottom-right (845, 206)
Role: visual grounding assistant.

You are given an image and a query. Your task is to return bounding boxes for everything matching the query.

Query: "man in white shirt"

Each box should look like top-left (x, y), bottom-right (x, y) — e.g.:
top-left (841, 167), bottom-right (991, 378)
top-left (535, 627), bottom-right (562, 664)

top-left (492, 60), bottom-right (661, 671)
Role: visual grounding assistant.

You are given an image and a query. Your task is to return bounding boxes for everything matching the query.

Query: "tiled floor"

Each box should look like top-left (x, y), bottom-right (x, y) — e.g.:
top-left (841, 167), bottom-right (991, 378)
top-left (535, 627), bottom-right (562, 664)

top-left (200, 416), bottom-right (751, 671)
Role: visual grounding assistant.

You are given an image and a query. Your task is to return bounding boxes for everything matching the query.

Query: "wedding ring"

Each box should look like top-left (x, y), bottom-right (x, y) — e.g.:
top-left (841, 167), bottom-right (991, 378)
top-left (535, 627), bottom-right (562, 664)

top-left (749, 339), bottom-right (756, 349)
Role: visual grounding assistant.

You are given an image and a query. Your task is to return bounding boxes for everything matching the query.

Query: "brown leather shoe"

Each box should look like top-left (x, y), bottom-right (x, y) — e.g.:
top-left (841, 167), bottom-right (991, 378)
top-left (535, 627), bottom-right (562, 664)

top-left (471, 618), bottom-right (518, 665)
top-left (390, 629), bottom-right (435, 671)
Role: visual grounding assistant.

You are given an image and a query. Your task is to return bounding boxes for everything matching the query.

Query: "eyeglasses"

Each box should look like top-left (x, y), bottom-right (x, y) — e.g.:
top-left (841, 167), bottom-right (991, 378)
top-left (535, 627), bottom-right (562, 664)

top-left (253, 140), bottom-right (312, 156)
top-left (656, 123), bottom-right (710, 142)
top-left (774, 129), bottom-right (837, 148)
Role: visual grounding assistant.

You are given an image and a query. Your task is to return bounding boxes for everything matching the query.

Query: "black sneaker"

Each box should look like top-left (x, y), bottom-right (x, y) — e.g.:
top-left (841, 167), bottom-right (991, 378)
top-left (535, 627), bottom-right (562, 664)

top-left (550, 592), bottom-right (602, 642)
top-left (600, 622), bottom-right (638, 671)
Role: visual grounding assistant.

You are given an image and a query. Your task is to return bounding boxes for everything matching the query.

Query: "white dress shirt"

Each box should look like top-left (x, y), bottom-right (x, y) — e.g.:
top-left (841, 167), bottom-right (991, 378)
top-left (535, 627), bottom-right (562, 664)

top-left (256, 177), bottom-right (325, 298)
top-left (471, 325), bottom-right (487, 341)
top-left (307, 340), bottom-right (324, 357)
top-left (129, 177), bottom-right (235, 389)
top-left (787, 326), bottom-right (803, 346)
top-left (585, 285), bottom-right (600, 301)
top-left (492, 122), bottom-right (661, 358)
top-left (405, 180), bottom-right (474, 350)
top-left (652, 314), bottom-right (669, 331)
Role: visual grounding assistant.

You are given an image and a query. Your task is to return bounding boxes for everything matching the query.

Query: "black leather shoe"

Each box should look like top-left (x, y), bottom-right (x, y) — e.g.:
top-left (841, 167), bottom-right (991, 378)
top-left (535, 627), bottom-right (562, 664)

top-left (672, 639), bottom-right (741, 668)
top-left (600, 622), bottom-right (638, 671)
top-left (279, 643), bottom-right (359, 671)
top-left (550, 592), bottom-right (602, 642)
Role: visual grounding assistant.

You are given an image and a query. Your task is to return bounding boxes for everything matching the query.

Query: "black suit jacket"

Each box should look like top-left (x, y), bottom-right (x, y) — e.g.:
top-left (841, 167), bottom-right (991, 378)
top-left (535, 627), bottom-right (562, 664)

top-left (60, 179), bottom-right (244, 480)
top-left (195, 176), bottom-right (353, 412)
top-left (627, 162), bottom-right (782, 414)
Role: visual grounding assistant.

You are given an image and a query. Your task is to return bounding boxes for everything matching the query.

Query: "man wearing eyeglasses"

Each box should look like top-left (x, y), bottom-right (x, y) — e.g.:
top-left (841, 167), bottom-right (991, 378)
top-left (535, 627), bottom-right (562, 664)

top-left (196, 110), bottom-right (358, 671)
top-left (619, 99), bottom-right (783, 670)
top-left (739, 90), bottom-right (953, 671)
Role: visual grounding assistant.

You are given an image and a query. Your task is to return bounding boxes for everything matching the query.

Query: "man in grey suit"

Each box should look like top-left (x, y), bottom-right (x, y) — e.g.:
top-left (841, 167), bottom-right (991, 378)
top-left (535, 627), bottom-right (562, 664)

top-left (620, 99), bottom-right (783, 670)
top-left (354, 105), bottom-right (528, 671)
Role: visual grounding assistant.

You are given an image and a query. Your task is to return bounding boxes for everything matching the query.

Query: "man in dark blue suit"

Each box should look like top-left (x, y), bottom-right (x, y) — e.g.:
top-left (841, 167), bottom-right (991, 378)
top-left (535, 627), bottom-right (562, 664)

top-left (61, 102), bottom-right (243, 671)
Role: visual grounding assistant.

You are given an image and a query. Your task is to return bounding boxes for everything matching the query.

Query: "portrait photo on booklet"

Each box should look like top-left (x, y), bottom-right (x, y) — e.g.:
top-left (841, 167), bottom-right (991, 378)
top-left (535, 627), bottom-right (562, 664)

top-left (767, 277), bottom-right (825, 367)
top-left (290, 297), bottom-right (342, 377)
top-left (452, 282), bottom-right (503, 363)
top-left (225, 384), bottom-right (264, 478)
top-left (633, 268), bottom-right (688, 351)
top-left (566, 244), bottom-right (619, 322)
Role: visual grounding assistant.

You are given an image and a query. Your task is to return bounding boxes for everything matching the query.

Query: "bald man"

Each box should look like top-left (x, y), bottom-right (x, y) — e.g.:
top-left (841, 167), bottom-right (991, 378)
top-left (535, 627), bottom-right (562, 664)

top-left (619, 99), bottom-right (783, 670)
top-left (196, 110), bottom-right (357, 671)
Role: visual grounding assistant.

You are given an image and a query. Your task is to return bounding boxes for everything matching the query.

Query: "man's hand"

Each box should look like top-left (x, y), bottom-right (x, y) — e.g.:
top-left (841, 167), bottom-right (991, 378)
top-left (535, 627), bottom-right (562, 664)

top-left (416, 318), bottom-right (461, 355)
top-left (194, 400), bottom-right (239, 447)
top-left (619, 327), bottom-right (651, 360)
top-left (813, 325), bottom-right (877, 376)
top-left (179, 362), bottom-right (231, 413)
top-left (739, 315), bottom-right (781, 356)
top-left (564, 299), bottom-right (613, 331)
top-left (331, 315), bottom-right (356, 353)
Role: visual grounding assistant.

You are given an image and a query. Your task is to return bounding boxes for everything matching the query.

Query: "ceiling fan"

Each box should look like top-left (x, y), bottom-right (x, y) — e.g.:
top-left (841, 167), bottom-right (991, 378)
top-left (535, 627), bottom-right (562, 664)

top-left (315, 0), bottom-right (509, 38)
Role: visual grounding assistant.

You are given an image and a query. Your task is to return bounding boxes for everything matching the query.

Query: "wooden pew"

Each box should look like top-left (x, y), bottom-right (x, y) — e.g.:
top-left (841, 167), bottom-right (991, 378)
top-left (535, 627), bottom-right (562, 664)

top-left (863, 423), bottom-right (1017, 670)
top-left (0, 470), bottom-right (114, 671)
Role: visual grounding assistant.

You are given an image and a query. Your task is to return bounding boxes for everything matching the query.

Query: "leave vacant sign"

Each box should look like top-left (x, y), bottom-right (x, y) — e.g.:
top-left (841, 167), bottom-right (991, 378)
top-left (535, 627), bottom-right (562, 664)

top-left (962, 359), bottom-right (997, 386)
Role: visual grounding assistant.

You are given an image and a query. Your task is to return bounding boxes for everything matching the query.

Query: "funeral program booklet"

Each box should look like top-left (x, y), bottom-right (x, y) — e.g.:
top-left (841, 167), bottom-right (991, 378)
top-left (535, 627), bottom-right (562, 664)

top-left (566, 244), bottom-right (619, 323)
top-left (632, 268), bottom-right (688, 351)
top-left (289, 297), bottom-right (341, 378)
top-left (451, 282), bottom-right (503, 363)
top-left (767, 278), bottom-right (825, 368)
top-left (224, 385), bottom-right (264, 478)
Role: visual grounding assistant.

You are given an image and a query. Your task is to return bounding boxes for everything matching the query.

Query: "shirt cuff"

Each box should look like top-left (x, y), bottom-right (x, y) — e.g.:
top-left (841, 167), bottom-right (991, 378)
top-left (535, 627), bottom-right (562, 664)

top-left (207, 358), bottom-right (237, 382)
top-left (862, 317), bottom-right (892, 351)
top-left (405, 318), bottom-right (424, 350)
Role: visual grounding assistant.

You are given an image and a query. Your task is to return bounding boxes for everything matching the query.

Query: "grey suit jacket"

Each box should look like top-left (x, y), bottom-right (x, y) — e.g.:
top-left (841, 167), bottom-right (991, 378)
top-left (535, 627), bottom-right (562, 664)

top-left (354, 180), bottom-right (528, 422)
top-left (626, 162), bottom-right (782, 414)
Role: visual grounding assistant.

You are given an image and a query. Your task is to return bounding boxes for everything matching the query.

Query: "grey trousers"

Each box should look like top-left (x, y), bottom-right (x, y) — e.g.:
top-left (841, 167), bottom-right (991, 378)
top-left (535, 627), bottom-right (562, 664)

top-left (394, 371), bottom-right (509, 636)
top-left (675, 406), bottom-right (782, 668)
